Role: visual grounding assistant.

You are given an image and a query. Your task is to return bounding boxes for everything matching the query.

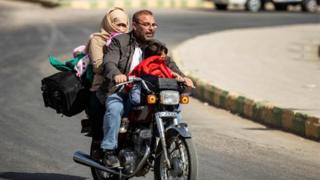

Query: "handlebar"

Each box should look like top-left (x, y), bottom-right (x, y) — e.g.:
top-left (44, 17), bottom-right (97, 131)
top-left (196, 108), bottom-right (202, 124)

top-left (114, 76), bottom-right (152, 93)
top-left (113, 76), bottom-right (193, 94)
top-left (114, 76), bottom-right (143, 87)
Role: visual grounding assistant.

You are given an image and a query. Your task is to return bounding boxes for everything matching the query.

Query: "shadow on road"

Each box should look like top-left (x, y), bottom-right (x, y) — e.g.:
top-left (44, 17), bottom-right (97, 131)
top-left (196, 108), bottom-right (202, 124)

top-left (0, 172), bottom-right (86, 180)
top-left (243, 127), bottom-right (275, 131)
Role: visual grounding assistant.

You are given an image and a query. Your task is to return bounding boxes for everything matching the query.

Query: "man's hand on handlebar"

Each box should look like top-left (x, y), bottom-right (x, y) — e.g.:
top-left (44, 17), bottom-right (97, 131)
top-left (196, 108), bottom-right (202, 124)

top-left (183, 77), bottom-right (195, 88)
top-left (172, 72), bottom-right (184, 82)
top-left (114, 74), bottom-right (128, 84)
top-left (172, 72), bottom-right (195, 88)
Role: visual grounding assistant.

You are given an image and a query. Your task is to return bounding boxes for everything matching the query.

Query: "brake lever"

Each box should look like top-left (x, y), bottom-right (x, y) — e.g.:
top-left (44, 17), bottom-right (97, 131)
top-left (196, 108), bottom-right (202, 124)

top-left (112, 77), bottom-right (139, 92)
top-left (115, 81), bottom-right (132, 88)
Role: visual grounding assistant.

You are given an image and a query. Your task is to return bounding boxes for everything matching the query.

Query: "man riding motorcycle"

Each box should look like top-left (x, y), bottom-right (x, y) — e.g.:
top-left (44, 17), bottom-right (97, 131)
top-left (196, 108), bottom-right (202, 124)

top-left (96, 9), bottom-right (194, 167)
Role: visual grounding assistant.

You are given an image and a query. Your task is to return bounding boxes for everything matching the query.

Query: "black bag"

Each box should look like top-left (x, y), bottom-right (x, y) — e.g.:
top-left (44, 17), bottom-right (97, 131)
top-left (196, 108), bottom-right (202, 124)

top-left (41, 71), bottom-right (90, 117)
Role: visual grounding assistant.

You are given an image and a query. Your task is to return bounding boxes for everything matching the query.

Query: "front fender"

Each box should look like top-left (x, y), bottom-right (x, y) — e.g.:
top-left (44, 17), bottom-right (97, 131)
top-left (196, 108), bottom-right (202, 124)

top-left (166, 123), bottom-right (192, 138)
top-left (155, 123), bottom-right (192, 154)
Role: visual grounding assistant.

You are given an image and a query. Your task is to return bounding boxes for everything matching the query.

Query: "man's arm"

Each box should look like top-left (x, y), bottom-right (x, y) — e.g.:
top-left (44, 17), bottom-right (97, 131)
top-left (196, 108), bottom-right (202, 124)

top-left (166, 56), bottom-right (195, 88)
top-left (104, 38), bottom-right (128, 84)
top-left (165, 56), bottom-right (185, 77)
top-left (104, 38), bottom-right (122, 80)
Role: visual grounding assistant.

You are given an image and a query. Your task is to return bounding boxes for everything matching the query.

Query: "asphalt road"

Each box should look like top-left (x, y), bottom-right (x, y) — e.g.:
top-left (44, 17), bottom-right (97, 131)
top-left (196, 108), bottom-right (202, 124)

top-left (0, 1), bottom-right (319, 180)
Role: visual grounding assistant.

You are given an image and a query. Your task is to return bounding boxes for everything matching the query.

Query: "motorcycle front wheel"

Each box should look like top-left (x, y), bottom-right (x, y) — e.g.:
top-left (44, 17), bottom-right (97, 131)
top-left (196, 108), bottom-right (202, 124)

top-left (154, 135), bottom-right (198, 180)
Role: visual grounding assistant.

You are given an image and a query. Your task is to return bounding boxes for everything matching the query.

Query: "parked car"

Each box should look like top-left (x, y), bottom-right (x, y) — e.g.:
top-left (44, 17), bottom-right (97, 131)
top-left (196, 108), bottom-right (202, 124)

top-left (212, 0), bottom-right (319, 12)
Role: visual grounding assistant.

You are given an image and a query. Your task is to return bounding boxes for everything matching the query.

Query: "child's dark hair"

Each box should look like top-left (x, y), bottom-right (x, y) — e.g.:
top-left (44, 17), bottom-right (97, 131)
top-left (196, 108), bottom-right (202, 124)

top-left (144, 40), bottom-right (168, 59)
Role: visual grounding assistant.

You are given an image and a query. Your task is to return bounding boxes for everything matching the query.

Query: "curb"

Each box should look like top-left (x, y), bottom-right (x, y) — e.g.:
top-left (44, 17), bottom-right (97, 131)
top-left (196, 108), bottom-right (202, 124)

top-left (172, 47), bottom-right (320, 142)
top-left (32, 0), bottom-right (213, 9)
top-left (16, 0), bottom-right (61, 7)
top-left (61, 0), bottom-right (213, 9)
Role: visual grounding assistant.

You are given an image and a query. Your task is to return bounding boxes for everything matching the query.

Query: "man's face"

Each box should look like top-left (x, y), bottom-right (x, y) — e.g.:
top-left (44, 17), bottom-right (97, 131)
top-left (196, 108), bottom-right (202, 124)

top-left (133, 14), bottom-right (158, 43)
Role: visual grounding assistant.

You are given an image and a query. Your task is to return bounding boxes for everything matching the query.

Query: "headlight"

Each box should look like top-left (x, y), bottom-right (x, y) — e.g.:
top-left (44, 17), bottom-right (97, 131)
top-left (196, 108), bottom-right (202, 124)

top-left (160, 90), bottom-right (180, 105)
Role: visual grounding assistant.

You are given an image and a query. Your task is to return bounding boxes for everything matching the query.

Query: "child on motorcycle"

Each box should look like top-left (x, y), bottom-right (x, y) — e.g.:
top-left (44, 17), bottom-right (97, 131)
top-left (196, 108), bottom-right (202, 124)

top-left (128, 40), bottom-right (184, 105)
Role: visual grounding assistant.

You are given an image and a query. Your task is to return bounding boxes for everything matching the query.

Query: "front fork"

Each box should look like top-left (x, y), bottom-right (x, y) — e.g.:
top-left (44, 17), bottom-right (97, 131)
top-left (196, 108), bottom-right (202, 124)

top-left (155, 112), bottom-right (179, 169)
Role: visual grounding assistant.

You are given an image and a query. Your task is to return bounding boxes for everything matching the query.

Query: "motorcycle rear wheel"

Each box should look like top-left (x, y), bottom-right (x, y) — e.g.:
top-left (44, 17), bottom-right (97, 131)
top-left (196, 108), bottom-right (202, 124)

top-left (154, 135), bottom-right (198, 180)
top-left (90, 140), bottom-right (128, 180)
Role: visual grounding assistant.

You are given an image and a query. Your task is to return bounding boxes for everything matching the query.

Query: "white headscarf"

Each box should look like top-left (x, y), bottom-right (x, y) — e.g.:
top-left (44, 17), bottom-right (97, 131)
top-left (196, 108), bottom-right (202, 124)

top-left (90, 7), bottom-right (129, 41)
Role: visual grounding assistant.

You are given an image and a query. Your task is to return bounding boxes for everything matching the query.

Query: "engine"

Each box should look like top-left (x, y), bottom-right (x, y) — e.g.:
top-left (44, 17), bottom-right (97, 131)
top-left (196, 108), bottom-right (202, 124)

top-left (118, 148), bottom-right (138, 174)
top-left (118, 127), bottom-right (152, 175)
top-left (133, 128), bottom-right (152, 156)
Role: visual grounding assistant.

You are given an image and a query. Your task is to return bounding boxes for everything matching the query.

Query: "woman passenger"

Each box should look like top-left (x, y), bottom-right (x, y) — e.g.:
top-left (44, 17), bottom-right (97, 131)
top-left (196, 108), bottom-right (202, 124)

top-left (86, 7), bottom-right (129, 156)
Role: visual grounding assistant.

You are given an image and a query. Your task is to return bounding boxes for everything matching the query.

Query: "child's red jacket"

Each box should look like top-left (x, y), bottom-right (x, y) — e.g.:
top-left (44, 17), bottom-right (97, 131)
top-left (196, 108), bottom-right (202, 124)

top-left (128, 55), bottom-right (174, 79)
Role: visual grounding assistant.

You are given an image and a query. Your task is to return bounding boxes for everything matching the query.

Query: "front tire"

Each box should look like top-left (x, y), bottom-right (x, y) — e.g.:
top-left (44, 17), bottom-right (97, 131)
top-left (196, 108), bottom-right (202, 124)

top-left (301, 0), bottom-right (318, 12)
top-left (154, 135), bottom-right (198, 180)
top-left (245, 0), bottom-right (263, 12)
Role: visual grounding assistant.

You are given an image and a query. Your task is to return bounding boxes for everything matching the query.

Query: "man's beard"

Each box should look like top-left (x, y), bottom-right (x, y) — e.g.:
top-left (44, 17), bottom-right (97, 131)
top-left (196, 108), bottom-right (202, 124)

top-left (135, 30), bottom-right (154, 43)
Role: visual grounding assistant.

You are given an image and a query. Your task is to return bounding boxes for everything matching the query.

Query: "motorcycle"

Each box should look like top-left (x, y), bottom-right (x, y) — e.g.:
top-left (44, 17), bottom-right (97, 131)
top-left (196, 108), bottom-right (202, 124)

top-left (73, 76), bottom-right (198, 180)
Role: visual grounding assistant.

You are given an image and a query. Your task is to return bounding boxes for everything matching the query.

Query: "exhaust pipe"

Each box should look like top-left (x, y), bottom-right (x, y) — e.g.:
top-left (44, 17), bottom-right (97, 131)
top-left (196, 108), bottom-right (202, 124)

top-left (73, 151), bottom-right (121, 175)
top-left (73, 146), bottom-right (150, 178)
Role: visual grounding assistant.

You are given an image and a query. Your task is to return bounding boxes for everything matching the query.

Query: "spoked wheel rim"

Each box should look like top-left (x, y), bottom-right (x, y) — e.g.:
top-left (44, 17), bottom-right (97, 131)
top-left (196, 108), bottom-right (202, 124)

top-left (247, 0), bottom-right (262, 12)
top-left (92, 164), bottom-right (126, 180)
top-left (159, 136), bottom-right (190, 180)
top-left (93, 166), bottom-right (114, 180)
top-left (305, 0), bottom-right (317, 12)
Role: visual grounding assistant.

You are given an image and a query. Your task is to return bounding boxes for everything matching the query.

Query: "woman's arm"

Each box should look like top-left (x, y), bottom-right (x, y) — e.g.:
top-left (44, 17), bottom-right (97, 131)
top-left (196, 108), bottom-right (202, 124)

top-left (87, 37), bottom-right (106, 75)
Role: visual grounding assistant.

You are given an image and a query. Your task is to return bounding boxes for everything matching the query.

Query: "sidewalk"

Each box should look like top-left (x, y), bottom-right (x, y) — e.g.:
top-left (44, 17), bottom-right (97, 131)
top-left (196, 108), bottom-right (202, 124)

top-left (24, 0), bottom-right (213, 9)
top-left (173, 24), bottom-right (320, 140)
